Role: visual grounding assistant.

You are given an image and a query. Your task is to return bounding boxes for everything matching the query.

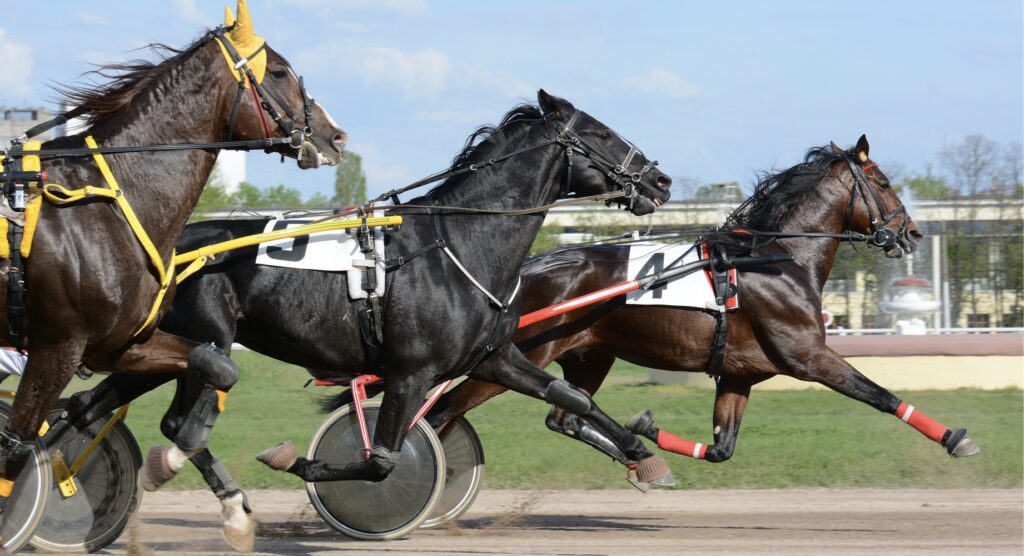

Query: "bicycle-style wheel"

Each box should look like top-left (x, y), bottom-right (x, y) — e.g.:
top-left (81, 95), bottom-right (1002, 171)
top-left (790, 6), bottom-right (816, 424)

top-left (0, 402), bottom-right (51, 554)
top-left (420, 416), bottom-right (485, 529)
top-left (306, 400), bottom-right (445, 540)
top-left (31, 404), bottom-right (142, 553)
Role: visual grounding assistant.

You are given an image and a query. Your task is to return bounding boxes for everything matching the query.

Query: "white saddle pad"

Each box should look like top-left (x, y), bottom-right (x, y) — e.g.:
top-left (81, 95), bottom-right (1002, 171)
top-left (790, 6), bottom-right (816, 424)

top-left (254, 218), bottom-right (385, 300)
top-left (625, 242), bottom-right (737, 310)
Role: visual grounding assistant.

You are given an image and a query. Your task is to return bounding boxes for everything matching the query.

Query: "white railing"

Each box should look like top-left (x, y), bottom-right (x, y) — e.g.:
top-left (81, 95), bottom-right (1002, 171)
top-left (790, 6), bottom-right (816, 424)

top-left (826, 327), bottom-right (1024, 336)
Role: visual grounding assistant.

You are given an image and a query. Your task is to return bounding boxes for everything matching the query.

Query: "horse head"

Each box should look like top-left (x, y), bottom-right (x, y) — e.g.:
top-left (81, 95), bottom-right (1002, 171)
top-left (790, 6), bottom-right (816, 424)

top-left (215, 0), bottom-right (345, 168)
top-left (537, 90), bottom-right (671, 215)
top-left (831, 135), bottom-right (921, 258)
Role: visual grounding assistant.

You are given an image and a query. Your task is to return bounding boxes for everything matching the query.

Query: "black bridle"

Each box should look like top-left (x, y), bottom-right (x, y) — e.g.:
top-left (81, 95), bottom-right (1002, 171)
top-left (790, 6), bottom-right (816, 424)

top-left (843, 157), bottom-right (908, 250)
top-left (210, 26), bottom-right (314, 150)
top-left (370, 109), bottom-right (661, 212)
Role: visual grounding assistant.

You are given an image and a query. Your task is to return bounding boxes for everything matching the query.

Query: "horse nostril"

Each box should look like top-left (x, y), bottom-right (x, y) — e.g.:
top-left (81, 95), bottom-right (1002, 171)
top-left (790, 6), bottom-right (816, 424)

top-left (332, 133), bottom-right (347, 151)
top-left (657, 175), bottom-right (672, 190)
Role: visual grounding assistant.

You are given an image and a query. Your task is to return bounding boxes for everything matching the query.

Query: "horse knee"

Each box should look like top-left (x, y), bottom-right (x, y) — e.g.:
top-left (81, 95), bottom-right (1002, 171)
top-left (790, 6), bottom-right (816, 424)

top-left (189, 343), bottom-right (239, 390)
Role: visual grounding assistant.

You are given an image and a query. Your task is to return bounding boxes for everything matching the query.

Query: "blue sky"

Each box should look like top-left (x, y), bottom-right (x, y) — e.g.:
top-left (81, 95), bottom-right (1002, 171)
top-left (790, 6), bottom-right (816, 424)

top-left (2, 1), bottom-right (1021, 199)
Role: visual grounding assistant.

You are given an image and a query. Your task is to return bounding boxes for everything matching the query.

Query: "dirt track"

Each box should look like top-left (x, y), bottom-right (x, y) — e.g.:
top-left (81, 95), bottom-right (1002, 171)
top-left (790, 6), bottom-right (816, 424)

top-left (107, 489), bottom-right (1022, 555)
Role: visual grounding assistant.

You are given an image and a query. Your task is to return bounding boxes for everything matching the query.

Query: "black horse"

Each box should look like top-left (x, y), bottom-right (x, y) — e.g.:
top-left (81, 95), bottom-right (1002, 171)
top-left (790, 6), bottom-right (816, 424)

top-left (65, 90), bottom-right (672, 537)
top-left (430, 136), bottom-right (979, 468)
top-left (0, 2), bottom-right (344, 551)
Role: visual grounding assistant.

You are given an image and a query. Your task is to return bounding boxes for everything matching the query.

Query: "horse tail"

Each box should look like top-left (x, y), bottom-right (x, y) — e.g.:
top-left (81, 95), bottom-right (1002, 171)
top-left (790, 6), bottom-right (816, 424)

top-left (316, 382), bottom-right (386, 413)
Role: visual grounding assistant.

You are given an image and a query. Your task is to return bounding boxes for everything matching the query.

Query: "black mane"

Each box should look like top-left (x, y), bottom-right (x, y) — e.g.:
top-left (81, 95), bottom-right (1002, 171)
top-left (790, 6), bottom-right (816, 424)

top-left (52, 33), bottom-right (213, 125)
top-left (425, 104), bottom-right (546, 195)
top-left (726, 145), bottom-right (851, 231)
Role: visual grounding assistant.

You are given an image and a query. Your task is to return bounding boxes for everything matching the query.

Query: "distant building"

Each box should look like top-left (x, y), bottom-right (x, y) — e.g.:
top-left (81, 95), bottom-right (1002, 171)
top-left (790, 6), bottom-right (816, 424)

top-left (0, 107), bottom-right (56, 143)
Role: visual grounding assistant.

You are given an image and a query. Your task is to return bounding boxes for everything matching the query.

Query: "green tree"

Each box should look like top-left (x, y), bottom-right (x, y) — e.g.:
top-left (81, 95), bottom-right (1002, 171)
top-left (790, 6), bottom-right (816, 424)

top-left (305, 192), bottom-right (330, 207)
top-left (333, 151), bottom-right (367, 207)
top-left (897, 167), bottom-right (951, 198)
top-left (261, 184), bottom-right (304, 207)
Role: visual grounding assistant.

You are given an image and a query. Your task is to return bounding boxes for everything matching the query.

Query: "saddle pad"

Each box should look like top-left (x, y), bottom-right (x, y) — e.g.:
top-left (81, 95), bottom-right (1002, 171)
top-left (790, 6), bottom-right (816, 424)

top-left (625, 242), bottom-right (738, 310)
top-left (254, 218), bottom-right (385, 300)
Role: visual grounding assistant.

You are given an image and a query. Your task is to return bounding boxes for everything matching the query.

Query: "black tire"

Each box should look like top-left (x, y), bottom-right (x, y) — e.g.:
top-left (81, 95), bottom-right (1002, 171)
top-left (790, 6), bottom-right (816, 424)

top-left (0, 401), bottom-right (51, 553)
top-left (420, 416), bottom-right (485, 529)
top-left (30, 403), bottom-right (142, 553)
top-left (305, 400), bottom-right (445, 540)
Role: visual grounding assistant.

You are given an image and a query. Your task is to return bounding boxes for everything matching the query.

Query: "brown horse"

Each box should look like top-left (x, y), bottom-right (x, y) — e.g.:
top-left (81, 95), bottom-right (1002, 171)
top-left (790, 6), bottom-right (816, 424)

top-left (431, 136), bottom-right (979, 469)
top-left (0, 2), bottom-right (343, 551)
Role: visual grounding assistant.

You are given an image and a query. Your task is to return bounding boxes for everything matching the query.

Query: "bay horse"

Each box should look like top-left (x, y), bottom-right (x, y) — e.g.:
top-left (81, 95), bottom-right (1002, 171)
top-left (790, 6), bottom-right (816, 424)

top-left (429, 136), bottom-right (979, 470)
top-left (67, 90), bottom-right (674, 524)
top-left (0, 1), bottom-right (344, 551)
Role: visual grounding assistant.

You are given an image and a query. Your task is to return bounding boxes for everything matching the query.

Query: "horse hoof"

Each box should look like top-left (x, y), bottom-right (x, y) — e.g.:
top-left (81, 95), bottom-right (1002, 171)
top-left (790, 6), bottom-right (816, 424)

top-left (625, 467), bottom-right (651, 493)
top-left (255, 441), bottom-right (297, 471)
top-left (636, 454), bottom-right (675, 487)
top-left (945, 429), bottom-right (980, 458)
top-left (141, 445), bottom-right (177, 492)
top-left (626, 410), bottom-right (656, 439)
top-left (222, 519), bottom-right (256, 553)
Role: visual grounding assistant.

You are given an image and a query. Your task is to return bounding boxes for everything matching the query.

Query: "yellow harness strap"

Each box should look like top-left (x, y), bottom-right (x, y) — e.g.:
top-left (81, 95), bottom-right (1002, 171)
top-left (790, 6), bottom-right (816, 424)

top-left (42, 136), bottom-right (175, 336)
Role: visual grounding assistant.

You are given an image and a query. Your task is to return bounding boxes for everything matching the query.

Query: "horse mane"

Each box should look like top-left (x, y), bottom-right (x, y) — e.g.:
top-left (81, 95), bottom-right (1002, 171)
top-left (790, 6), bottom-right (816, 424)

top-left (424, 104), bottom-right (546, 196)
top-left (52, 34), bottom-right (213, 125)
top-left (725, 145), bottom-right (852, 231)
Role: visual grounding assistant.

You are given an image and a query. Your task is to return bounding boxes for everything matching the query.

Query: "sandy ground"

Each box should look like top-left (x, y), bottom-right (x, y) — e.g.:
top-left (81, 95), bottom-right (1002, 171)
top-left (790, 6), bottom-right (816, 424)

top-left (98, 488), bottom-right (1023, 556)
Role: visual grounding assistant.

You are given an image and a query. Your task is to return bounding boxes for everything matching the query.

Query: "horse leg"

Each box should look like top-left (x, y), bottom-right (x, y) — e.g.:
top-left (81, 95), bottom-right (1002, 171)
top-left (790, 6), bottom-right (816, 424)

top-left (258, 373), bottom-right (432, 483)
top-left (791, 347), bottom-right (979, 457)
top-left (426, 378), bottom-right (508, 429)
top-left (470, 344), bottom-right (674, 487)
top-left (0, 339), bottom-right (83, 519)
top-left (628, 375), bottom-right (755, 462)
top-left (540, 350), bottom-right (632, 464)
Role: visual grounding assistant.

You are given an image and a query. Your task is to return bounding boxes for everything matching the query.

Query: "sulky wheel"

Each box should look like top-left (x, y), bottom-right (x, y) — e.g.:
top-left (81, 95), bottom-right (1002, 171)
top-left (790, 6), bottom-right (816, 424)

top-left (0, 401), bottom-right (51, 554)
top-left (420, 416), bottom-right (485, 529)
top-left (30, 403), bottom-right (142, 553)
top-left (306, 400), bottom-right (446, 540)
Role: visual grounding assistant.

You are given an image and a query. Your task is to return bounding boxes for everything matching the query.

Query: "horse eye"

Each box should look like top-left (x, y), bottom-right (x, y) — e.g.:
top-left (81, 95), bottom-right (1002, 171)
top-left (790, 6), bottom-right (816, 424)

top-left (600, 131), bottom-right (611, 139)
top-left (270, 68), bottom-right (287, 80)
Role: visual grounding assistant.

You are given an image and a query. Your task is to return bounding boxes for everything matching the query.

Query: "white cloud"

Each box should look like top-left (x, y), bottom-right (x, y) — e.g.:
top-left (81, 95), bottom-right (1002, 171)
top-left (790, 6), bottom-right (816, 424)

top-left (172, 0), bottom-right (208, 26)
top-left (0, 29), bottom-right (32, 99)
top-left (351, 143), bottom-right (415, 194)
top-left (628, 67), bottom-right (701, 100)
top-left (457, 65), bottom-right (533, 100)
top-left (74, 11), bottom-right (109, 26)
top-left (342, 47), bottom-right (453, 99)
top-left (284, 0), bottom-right (427, 17)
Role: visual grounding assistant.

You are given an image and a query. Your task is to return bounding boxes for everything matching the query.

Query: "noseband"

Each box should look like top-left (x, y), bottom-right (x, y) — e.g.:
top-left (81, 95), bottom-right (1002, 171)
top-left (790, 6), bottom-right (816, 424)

top-left (211, 26), bottom-right (315, 150)
top-left (843, 157), bottom-right (908, 250)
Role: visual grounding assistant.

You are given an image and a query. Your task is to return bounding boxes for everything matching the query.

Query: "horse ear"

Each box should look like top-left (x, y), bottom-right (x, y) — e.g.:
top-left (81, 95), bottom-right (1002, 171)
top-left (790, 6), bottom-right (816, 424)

top-left (224, 4), bottom-right (236, 27)
top-left (537, 89), bottom-right (573, 116)
top-left (855, 134), bottom-right (870, 162)
top-left (830, 141), bottom-right (845, 157)
top-left (229, 0), bottom-right (256, 46)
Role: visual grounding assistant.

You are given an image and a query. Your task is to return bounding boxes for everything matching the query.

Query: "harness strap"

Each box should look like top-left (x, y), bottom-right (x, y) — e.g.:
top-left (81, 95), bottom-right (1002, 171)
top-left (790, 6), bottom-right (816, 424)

top-left (43, 136), bottom-right (175, 337)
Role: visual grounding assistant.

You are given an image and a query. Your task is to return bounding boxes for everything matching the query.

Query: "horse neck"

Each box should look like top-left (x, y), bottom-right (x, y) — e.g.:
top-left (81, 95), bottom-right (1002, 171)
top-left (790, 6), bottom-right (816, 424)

top-left (424, 128), bottom-right (566, 297)
top-left (70, 44), bottom-right (226, 254)
top-left (777, 169), bottom-right (853, 290)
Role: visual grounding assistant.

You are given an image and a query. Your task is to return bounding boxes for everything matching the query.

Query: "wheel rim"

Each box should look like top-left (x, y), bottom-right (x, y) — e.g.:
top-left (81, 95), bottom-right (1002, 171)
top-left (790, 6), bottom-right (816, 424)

top-left (306, 401), bottom-right (445, 540)
top-left (421, 417), bottom-right (484, 529)
top-left (0, 403), bottom-right (51, 553)
top-left (31, 409), bottom-right (141, 553)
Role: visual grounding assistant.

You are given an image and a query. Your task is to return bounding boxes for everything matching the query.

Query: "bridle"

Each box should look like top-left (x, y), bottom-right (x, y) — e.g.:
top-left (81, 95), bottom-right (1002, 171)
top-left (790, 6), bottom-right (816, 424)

top-left (369, 109), bottom-right (662, 212)
top-left (552, 111), bottom-right (660, 211)
top-left (210, 25), bottom-right (316, 156)
top-left (843, 156), bottom-right (908, 250)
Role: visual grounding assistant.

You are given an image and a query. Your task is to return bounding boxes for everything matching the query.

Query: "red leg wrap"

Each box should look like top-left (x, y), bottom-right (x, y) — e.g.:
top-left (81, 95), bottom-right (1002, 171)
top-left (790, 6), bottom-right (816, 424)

top-left (657, 430), bottom-right (707, 459)
top-left (895, 402), bottom-right (948, 443)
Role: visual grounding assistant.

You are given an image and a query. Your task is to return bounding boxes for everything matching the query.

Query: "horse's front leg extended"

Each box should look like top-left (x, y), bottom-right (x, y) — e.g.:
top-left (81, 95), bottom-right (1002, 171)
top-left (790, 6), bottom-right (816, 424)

top-left (470, 345), bottom-right (672, 486)
top-left (259, 375), bottom-right (431, 483)
top-left (791, 346), bottom-right (979, 458)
